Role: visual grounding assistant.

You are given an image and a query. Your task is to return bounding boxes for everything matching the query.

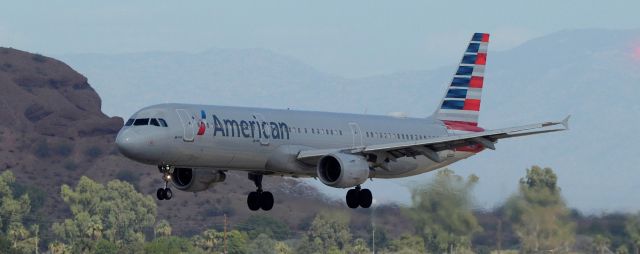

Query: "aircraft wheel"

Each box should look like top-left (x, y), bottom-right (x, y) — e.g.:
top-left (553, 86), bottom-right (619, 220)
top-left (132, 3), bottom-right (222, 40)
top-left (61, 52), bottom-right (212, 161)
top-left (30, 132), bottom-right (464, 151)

top-left (247, 192), bottom-right (261, 211)
top-left (261, 191), bottom-right (274, 211)
top-left (346, 189), bottom-right (359, 209)
top-left (163, 188), bottom-right (173, 200)
top-left (156, 188), bottom-right (165, 200)
top-left (359, 189), bottom-right (373, 208)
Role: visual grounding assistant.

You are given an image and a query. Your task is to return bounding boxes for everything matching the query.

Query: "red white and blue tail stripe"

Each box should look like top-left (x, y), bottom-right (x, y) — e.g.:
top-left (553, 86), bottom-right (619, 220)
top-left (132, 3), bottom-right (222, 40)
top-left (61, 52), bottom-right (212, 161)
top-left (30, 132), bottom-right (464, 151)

top-left (435, 33), bottom-right (489, 130)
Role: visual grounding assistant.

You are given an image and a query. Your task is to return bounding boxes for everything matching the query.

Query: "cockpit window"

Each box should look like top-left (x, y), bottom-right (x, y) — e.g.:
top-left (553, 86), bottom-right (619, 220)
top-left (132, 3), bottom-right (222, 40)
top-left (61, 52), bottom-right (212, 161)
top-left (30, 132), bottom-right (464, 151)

top-left (133, 118), bottom-right (149, 126)
top-left (127, 118), bottom-right (167, 127)
top-left (158, 118), bottom-right (168, 127)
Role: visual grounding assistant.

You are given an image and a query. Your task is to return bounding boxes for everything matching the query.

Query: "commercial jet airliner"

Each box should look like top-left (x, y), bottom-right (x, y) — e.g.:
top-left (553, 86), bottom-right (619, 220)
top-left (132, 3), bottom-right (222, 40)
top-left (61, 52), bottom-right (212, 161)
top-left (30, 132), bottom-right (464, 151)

top-left (115, 33), bottom-right (569, 211)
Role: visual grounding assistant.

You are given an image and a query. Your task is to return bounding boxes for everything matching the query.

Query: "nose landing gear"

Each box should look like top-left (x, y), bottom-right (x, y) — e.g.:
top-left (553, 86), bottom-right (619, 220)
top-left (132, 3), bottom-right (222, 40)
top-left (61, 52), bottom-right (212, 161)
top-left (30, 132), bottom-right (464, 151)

top-left (156, 165), bottom-right (173, 200)
top-left (346, 186), bottom-right (373, 209)
top-left (247, 173), bottom-right (274, 211)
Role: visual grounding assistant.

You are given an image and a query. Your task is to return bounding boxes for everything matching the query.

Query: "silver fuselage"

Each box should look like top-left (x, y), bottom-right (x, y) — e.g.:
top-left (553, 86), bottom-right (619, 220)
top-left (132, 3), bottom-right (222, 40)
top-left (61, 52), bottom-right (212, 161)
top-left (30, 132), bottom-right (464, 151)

top-left (115, 103), bottom-right (480, 179)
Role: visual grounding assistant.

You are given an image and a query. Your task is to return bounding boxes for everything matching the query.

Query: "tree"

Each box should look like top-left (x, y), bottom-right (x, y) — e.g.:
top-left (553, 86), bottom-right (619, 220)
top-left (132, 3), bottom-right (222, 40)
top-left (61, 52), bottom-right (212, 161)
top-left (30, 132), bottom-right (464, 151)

top-left (274, 241), bottom-right (292, 254)
top-left (296, 211), bottom-right (353, 254)
top-left (249, 233), bottom-right (276, 254)
top-left (385, 234), bottom-right (425, 254)
top-left (626, 212), bottom-right (640, 254)
top-left (144, 236), bottom-right (196, 254)
top-left (193, 229), bottom-right (223, 252)
top-left (0, 171), bottom-right (37, 254)
top-left (0, 171), bottom-right (31, 230)
top-left (616, 245), bottom-right (630, 254)
top-left (504, 166), bottom-right (575, 253)
top-left (592, 235), bottom-right (611, 254)
top-left (227, 230), bottom-right (249, 254)
top-left (240, 215), bottom-right (291, 240)
top-left (48, 241), bottom-right (71, 254)
top-left (94, 239), bottom-right (117, 254)
top-left (404, 168), bottom-right (481, 253)
top-left (52, 176), bottom-right (157, 252)
top-left (155, 220), bottom-right (172, 238)
top-left (352, 238), bottom-right (370, 254)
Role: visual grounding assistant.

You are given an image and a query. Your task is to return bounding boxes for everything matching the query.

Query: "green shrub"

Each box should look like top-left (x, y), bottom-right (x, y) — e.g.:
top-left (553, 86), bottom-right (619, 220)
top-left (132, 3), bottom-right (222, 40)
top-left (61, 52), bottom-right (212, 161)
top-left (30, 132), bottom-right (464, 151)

top-left (63, 160), bottom-right (77, 171)
top-left (14, 182), bottom-right (46, 213)
top-left (33, 139), bottom-right (50, 158)
top-left (53, 143), bottom-right (74, 157)
top-left (143, 236), bottom-right (195, 254)
top-left (84, 146), bottom-right (103, 159)
top-left (94, 239), bottom-right (117, 254)
top-left (240, 215), bottom-right (291, 240)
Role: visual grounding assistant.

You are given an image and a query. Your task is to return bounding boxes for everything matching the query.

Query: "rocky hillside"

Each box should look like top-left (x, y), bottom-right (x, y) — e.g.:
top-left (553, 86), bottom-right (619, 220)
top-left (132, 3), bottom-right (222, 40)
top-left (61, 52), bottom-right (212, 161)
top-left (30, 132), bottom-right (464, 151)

top-left (0, 47), bottom-right (409, 236)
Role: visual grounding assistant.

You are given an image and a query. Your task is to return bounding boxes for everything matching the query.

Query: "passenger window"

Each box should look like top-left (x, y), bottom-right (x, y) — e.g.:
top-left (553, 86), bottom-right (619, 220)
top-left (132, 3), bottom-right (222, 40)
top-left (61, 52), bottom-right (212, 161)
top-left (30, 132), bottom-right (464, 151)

top-left (134, 118), bottom-right (149, 126)
top-left (150, 118), bottom-right (160, 126)
top-left (125, 119), bottom-right (134, 126)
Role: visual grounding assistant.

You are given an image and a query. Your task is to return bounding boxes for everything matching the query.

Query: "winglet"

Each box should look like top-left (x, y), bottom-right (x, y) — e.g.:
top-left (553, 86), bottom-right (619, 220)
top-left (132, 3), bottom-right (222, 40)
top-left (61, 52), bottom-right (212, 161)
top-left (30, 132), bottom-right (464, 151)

top-left (562, 115), bottom-right (571, 130)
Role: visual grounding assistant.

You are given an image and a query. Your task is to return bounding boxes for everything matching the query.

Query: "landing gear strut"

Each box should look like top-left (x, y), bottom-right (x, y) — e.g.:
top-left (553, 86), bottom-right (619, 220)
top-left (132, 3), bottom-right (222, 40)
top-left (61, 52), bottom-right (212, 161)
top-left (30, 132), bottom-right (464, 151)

top-left (247, 173), bottom-right (274, 211)
top-left (156, 165), bottom-right (173, 201)
top-left (346, 186), bottom-right (373, 209)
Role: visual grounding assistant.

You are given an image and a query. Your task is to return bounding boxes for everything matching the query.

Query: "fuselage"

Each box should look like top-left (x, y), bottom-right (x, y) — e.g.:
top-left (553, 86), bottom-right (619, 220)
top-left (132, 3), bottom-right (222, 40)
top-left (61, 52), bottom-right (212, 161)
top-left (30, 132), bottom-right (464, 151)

top-left (115, 103), bottom-right (483, 179)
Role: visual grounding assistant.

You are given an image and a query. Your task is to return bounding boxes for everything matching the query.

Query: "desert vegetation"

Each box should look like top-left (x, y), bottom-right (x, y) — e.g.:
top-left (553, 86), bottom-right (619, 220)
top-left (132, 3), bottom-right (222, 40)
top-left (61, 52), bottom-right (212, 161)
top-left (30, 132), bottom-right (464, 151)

top-left (0, 165), bottom-right (638, 254)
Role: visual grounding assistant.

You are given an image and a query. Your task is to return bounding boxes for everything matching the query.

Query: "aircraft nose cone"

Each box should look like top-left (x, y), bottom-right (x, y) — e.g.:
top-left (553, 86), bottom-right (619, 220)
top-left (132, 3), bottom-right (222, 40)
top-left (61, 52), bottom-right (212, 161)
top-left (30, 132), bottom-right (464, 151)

top-left (116, 129), bottom-right (143, 158)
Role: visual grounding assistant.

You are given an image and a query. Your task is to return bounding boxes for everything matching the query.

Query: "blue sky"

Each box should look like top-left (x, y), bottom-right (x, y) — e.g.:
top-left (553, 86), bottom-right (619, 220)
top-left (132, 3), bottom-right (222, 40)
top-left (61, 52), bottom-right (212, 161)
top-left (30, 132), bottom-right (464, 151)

top-left (1, 1), bottom-right (639, 77)
top-left (2, 2), bottom-right (640, 212)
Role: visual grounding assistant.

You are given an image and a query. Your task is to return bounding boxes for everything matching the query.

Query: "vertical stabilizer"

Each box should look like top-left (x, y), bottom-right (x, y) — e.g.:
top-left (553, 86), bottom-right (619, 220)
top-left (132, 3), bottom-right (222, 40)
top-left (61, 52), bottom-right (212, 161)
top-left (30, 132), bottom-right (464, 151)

top-left (435, 33), bottom-right (489, 127)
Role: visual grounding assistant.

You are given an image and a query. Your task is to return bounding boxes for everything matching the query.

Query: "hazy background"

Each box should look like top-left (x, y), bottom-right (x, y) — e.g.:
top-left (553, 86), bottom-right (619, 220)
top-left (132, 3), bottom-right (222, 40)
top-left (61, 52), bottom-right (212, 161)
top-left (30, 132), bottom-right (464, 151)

top-left (1, 1), bottom-right (639, 213)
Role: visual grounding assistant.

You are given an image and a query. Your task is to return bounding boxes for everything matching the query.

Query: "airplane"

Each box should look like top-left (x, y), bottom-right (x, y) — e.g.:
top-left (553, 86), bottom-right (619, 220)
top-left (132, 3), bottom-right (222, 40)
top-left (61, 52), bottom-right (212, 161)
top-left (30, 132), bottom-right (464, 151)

top-left (115, 33), bottom-right (569, 211)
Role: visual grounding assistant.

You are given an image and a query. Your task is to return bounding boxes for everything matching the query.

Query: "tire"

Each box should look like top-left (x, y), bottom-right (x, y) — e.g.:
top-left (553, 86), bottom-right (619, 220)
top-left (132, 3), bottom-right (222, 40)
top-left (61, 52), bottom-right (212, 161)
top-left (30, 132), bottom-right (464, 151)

top-left (261, 192), bottom-right (274, 211)
top-left (156, 188), bottom-right (165, 200)
top-left (247, 192), bottom-right (261, 211)
top-left (346, 189), bottom-right (359, 209)
top-left (359, 189), bottom-right (373, 208)
top-left (164, 188), bottom-right (173, 200)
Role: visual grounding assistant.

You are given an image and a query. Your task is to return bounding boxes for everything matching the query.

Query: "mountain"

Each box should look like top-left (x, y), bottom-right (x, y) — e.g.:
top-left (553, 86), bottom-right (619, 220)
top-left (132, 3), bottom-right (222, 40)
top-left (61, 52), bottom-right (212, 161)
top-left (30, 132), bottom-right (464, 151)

top-left (0, 47), bottom-right (412, 237)
top-left (59, 28), bottom-right (640, 212)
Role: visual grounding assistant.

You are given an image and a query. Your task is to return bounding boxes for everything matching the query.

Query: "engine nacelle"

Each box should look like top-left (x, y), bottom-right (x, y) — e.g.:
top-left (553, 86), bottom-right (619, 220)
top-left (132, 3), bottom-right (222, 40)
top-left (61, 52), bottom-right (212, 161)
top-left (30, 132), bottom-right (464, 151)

top-left (171, 168), bottom-right (226, 192)
top-left (317, 153), bottom-right (370, 188)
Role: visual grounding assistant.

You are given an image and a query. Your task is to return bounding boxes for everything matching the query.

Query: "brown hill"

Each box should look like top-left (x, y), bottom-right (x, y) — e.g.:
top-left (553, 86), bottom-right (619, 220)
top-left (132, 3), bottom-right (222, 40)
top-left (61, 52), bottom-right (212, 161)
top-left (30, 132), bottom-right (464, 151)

top-left (0, 47), bottom-right (411, 237)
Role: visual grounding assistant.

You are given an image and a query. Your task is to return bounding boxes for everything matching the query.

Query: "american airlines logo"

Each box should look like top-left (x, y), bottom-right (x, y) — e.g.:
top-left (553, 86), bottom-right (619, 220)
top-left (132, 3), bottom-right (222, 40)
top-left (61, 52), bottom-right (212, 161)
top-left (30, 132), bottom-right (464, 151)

top-left (207, 113), bottom-right (290, 140)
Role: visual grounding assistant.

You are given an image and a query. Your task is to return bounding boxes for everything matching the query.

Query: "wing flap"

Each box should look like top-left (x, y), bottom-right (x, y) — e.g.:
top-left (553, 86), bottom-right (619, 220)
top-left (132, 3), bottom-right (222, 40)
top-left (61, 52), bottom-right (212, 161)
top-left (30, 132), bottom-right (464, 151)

top-left (296, 116), bottom-right (569, 163)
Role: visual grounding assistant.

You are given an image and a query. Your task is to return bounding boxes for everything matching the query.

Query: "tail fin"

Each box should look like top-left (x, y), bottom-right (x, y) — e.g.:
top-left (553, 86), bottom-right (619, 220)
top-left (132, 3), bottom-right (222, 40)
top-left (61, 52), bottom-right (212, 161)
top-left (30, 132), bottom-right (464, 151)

top-left (435, 33), bottom-right (489, 127)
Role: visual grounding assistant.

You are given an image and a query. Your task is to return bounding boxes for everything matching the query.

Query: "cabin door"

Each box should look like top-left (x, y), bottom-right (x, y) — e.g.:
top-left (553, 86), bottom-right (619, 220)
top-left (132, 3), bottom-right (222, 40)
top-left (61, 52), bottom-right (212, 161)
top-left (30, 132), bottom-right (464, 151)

top-left (252, 113), bottom-right (270, 146)
top-left (176, 109), bottom-right (195, 142)
top-left (348, 122), bottom-right (363, 148)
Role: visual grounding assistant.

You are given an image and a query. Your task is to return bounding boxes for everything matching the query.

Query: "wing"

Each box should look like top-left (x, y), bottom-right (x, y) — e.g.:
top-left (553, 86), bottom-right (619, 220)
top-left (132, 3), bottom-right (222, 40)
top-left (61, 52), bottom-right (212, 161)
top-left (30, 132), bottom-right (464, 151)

top-left (296, 116), bottom-right (569, 164)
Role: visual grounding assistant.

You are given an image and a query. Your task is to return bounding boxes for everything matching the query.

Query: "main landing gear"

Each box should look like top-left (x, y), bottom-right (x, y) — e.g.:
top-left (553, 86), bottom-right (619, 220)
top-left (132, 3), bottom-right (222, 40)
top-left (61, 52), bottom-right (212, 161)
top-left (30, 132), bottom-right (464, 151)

top-left (156, 165), bottom-right (173, 201)
top-left (346, 186), bottom-right (373, 209)
top-left (247, 173), bottom-right (274, 211)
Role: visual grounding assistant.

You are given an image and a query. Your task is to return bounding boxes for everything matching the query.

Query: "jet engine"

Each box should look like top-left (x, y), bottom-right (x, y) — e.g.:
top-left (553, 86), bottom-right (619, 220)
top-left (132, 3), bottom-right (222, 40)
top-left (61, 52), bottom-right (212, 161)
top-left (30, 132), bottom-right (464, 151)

top-left (317, 153), bottom-right (370, 188)
top-left (171, 168), bottom-right (226, 192)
